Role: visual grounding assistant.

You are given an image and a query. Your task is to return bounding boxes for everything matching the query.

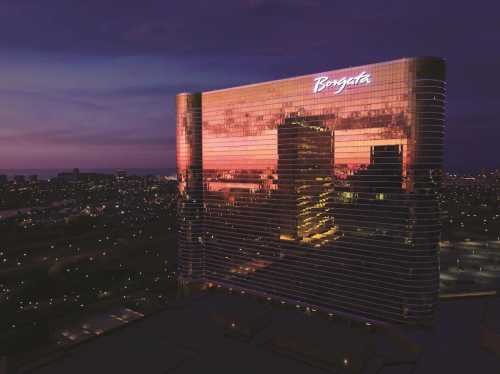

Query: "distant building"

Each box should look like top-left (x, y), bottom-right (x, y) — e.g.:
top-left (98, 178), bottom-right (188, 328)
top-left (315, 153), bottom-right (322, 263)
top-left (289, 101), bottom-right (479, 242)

top-left (13, 175), bottom-right (26, 184)
top-left (79, 172), bottom-right (113, 182)
top-left (177, 57), bottom-right (446, 325)
top-left (29, 174), bottom-right (38, 183)
top-left (57, 172), bottom-right (75, 182)
top-left (0, 175), bottom-right (7, 185)
top-left (116, 169), bottom-right (128, 180)
top-left (160, 175), bottom-right (177, 182)
top-left (58, 169), bottom-right (80, 182)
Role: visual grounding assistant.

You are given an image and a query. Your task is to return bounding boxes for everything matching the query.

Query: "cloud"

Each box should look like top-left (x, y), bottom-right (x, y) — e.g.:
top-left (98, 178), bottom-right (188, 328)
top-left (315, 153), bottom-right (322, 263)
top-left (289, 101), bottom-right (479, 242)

top-left (0, 127), bottom-right (175, 147)
top-left (68, 83), bottom-right (205, 99)
top-left (0, 88), bottom-right (110, 111)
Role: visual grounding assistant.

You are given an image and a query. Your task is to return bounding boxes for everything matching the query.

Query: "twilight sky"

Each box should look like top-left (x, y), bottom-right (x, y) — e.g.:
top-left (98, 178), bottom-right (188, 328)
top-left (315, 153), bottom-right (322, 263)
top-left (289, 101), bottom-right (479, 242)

top-left (0, 0), bottom-right (499, 171)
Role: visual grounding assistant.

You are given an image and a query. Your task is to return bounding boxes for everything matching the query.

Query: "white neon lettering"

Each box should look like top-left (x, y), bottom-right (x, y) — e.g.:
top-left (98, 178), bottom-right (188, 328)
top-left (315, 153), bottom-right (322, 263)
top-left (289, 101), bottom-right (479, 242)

top-left (313, 71), bottom-right (371, 94)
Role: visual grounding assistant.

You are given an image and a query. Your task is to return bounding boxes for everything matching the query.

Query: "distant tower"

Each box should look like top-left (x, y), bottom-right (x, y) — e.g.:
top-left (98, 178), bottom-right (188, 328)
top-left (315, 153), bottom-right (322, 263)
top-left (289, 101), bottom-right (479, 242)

top-left (277, 115), bottom-right (335, 245)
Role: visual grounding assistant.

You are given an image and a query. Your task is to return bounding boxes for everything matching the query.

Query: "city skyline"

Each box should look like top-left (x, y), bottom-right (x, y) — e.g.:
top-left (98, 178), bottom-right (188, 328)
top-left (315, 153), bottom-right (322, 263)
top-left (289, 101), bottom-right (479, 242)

top-left (0, 0), bottom-right (499, 171)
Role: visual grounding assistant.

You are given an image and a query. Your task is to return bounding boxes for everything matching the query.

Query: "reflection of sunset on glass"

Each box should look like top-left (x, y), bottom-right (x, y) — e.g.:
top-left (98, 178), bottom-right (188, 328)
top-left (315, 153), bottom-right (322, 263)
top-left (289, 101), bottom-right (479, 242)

top-left (177, 57), bottom-right (447, 324)
top-left (203, 131), bottom-right (278, 170)
top-left (200, 61), bottom-right (412, 176)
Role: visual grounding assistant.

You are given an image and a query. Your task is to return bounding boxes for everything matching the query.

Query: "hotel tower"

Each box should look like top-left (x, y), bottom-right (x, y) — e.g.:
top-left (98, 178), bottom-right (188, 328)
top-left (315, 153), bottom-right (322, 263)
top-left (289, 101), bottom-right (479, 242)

top-left (176, 57), bottom-right (446, 324)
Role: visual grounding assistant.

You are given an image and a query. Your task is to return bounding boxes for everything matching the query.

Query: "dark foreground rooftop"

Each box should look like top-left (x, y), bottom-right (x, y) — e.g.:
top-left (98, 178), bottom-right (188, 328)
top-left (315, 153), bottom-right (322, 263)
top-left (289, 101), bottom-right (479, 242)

top-left (22, 291), bottom-right (500, 374)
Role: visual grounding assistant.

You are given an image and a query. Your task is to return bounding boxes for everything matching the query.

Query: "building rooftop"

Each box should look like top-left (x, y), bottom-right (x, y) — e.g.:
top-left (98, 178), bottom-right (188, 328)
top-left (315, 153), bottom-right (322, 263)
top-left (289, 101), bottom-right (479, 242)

top-left (24, 292), bottom-right (500, 374)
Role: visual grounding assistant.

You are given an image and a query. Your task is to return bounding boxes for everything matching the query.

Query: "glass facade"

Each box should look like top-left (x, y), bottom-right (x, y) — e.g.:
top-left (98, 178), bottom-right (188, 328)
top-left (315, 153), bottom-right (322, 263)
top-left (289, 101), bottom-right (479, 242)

top-left (177, 57), bottom-right (446, 324)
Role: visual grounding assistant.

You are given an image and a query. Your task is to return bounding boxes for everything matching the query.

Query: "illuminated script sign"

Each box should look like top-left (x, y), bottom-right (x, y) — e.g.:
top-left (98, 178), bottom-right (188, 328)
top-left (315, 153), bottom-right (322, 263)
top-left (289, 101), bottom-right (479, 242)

top-left (313, 71), bottom-right (371, 94)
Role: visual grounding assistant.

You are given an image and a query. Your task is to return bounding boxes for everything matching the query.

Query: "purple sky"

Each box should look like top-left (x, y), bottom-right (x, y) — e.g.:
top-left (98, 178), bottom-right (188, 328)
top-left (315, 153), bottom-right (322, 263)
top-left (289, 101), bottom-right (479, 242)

top-left (0, 0), bottom-right (499, 171)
